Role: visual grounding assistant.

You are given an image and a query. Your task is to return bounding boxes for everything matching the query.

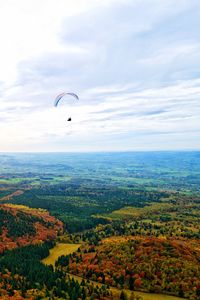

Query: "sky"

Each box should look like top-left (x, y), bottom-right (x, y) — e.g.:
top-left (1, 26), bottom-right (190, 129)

top-left (0, 0), bottom-right (200, 152)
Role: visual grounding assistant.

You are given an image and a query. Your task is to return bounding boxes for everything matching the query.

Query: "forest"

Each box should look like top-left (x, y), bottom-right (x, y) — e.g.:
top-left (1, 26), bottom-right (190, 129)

top-left (0, 152), bottom-right (199, 299)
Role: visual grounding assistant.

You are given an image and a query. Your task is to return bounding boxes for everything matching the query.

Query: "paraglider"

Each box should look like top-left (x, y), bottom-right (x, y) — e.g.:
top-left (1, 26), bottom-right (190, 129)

top-left (54, 92), bottom-right (79, 121)
top-left (54, 92), bottom-right (79, 107)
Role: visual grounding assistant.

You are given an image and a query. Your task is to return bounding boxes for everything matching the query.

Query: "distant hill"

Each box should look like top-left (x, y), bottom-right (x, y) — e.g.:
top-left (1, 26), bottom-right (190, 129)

top-left (0, 203), bottom-right (63, 253)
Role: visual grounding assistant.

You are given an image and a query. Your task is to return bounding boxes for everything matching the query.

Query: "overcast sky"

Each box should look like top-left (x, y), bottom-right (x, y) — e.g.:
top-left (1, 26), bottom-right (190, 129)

top-left (0, 0), bottom-right (200, 152)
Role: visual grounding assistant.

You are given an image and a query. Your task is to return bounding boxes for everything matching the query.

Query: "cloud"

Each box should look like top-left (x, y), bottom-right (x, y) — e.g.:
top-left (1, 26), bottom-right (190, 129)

top-left (1, 78), bottom-right (200, 151)
top-left (0, 0), bottom-right (200, 151)
top-left (0, 0), bottom-right (118, 85)
top-left (12, 0), bottom-right (200, 105)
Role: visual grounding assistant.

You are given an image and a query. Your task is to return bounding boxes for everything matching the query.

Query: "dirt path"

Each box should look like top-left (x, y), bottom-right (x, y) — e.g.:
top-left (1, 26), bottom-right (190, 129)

top-left (67, 273), bottom-right (184, 300)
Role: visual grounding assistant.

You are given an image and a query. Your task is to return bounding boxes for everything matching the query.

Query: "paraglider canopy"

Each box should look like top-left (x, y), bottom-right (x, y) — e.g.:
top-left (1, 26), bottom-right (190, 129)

top-left (54, 92), bottom-right (79, 107)
top-left (54, 92), bottom-right (79, 122)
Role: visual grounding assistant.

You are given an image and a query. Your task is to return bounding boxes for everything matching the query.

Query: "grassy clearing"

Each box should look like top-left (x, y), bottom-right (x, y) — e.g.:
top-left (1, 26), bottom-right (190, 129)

top-left (42, 243), bottom-right (81, 267)
top-left (51, 176), bottom-right (71, 182)
top-left (0, 176), bottom-right (71, 186)
top-left (99, 202), bottom-right (172, 220)
top-left (0, 177), bottom-right (38, 185)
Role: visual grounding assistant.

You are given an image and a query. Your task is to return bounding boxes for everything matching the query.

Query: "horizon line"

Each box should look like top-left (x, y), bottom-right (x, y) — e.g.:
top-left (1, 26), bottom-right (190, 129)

top-left (0, 149), bottom-right (200, 154)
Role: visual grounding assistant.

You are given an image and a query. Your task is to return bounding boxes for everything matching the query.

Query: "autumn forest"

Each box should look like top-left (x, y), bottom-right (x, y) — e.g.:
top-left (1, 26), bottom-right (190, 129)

top-left (0, 152), bottom-right (199, 300)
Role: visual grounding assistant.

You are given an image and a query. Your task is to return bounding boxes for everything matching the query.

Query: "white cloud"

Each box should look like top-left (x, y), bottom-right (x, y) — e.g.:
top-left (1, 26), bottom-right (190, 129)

top-left (0, 0), bottom-right (120, 85)
top-left (1, 79), bottom-right (200, 151)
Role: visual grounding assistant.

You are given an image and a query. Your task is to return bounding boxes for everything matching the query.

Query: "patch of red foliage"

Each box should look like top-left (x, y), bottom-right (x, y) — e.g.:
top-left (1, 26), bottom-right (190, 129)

top-left (0, 204), bottom-right (63, 253)
top-left (67, 236), bottom-right (200, 298)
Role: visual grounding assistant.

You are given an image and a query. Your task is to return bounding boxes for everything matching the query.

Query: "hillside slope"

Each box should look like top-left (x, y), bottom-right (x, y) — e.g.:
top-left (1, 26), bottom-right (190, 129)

top-left (65, 236), bottom-right (200, 299)
top-left (0, 203), bottom-right (63, 253)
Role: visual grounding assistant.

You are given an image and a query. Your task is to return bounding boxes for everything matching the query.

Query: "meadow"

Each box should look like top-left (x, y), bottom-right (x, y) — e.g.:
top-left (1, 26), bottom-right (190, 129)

top-left (42, 243), bottom-right (81, 267)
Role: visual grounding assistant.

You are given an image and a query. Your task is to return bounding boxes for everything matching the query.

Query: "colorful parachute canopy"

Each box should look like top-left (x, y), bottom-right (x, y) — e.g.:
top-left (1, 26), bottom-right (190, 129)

top-left (54, 92), bottom-right (79, 107)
